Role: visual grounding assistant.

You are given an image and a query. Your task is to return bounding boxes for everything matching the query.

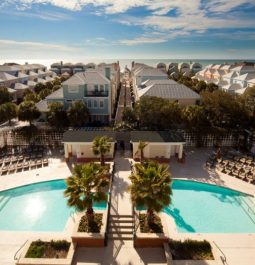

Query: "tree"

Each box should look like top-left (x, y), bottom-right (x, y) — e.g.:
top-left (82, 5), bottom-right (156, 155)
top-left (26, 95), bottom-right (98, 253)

top-left (201, 90), bottom-right (249, 129)
top-left (0, 87), bottom-right (11, 104)
top-left (122, 107), bottom-right (137, 125)
top-left (159, 102), bottom-right (182, 129)
top-left (34, 83), bottom-right (46, 94)
top-left (135, 141), bottom-right (148, 162)
top-left (67, 101), bottom-right (90, 127)
top-left (0, 102), bottom-right (18, 125)
top-left (64, 163), bottom-right (109, 223)
top-left (206, 83), bottom-right (218, 92)
top-left (129, 161), bottom-right (172, 225)
top-left (195, 81), bottom-right (207, 93)
top-left (18, 101), bottom-right (40, 126)
top-left (52, 85), bottom-right (61, 92)
top-left (23, 90), bottom-right (40, 103)
top-left (45, 81), bottom-right (54, 90)
top-left (242, 85), bottom-right (255, 120)
top-left (39, 88), bottom-right (52, 100)
top-left (182, 105), bottom-right (208, 130)
top-left (92, 136), bottom-right (112, 166)
top-left (47, 102), bottom-right (68, 128)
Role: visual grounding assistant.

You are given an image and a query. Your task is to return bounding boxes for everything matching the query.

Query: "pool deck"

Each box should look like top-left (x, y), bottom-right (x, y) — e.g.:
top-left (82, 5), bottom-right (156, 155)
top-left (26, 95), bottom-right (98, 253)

top-left (0, 148), bottom-right (255, 265)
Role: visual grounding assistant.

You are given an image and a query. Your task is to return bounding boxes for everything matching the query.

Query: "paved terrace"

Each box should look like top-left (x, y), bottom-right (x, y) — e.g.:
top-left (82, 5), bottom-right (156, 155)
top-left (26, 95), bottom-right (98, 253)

top-left (0, 148), bottom-right (255, 264)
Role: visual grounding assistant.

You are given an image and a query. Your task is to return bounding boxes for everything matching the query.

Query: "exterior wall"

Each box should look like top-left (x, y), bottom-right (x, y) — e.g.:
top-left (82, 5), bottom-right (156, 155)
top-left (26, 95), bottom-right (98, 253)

top-left (132, 143), bottom-right (184, 160)
top-left (64, 142), bottom-right (115, 160)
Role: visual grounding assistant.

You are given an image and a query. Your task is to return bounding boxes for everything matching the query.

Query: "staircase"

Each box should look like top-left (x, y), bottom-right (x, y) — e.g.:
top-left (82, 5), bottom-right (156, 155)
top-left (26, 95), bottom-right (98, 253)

top-left (108, 214), bottom-right (134, 240)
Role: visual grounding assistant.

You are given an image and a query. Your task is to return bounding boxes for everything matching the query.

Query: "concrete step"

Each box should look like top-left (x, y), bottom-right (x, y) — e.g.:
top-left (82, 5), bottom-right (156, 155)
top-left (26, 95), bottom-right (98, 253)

top-left (109, 224), bottom-right (133, 229)
top-left (107, 233), bottom-right (133, 240)
top-left (108, 227), bottom-right (133, 234)
top-left (109, 218), bottom-right (134, 224)
top-left (110, 215), bottom-right (133, 219)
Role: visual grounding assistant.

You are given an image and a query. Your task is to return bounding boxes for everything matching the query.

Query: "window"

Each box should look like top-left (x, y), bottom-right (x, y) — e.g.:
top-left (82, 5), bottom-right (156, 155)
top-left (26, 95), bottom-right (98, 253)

top-left (84, 84), bottom-right (87, 96)
top-left (100, 85), bottom-right (104, 91)
top-left (105, 84), bottom-right (109, 91)
top-left (87, 100), bottom-right (92, 108)
top-left (99, 100), bottom-right (104, 108)
top-left (94, 85), bottom-right (99, 91)
top-left (94, 100), bottom-right (98, 108)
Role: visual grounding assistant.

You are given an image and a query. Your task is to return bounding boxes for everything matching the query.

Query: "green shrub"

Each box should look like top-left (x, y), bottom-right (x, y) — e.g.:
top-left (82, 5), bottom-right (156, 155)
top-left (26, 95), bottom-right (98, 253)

top-left (25, 240), bottom-right (45, 258)
top-left (169, 239), bottom-right (214, 260)
top-left (50, 240), bottom-right (70, 251)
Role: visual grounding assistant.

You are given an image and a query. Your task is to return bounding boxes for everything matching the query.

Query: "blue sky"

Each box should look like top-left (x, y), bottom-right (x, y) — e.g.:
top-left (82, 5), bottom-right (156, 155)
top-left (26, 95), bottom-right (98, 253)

top-left (0, 0), bottom-right (255, 61)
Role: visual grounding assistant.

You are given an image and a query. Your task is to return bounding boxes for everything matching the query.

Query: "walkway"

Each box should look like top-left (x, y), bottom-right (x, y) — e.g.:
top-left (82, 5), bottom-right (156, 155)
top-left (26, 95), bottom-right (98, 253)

top-left (72, 151), bottom-right (167, 265)
top-left (114, 80), bottom-right (133, 125)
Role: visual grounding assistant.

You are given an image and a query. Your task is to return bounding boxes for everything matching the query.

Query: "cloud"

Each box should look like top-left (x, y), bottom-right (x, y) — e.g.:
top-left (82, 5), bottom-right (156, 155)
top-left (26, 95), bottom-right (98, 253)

top-left (0, 39), bottom-right (78, 51)
top-left (119, 37), bottom-right (167, 46)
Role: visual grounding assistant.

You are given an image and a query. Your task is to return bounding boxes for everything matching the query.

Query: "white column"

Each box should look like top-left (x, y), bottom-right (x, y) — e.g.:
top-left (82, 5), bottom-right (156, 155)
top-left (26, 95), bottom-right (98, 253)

top-left (64, 144), bottom-right (69, 160)
top-left (178, 144), bottom-right (183, 159)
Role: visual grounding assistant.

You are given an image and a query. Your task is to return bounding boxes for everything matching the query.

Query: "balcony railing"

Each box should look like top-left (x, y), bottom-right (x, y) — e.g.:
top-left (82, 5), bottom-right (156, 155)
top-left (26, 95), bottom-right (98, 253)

top-left (84, 91), bottom-right (109, 97)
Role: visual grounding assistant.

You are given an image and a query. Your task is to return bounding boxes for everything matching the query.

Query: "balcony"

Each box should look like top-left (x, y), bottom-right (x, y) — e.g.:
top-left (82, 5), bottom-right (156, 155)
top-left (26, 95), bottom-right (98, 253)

top-left (84, 90), bottom-right (109, 97)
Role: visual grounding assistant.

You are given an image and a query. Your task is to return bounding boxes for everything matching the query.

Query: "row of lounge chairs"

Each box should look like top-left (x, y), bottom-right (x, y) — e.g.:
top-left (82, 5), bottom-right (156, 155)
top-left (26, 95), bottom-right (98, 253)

top-left (0, 158), bottom-right (48, 175)
top-left (215, 156), bottom-right (255, 184)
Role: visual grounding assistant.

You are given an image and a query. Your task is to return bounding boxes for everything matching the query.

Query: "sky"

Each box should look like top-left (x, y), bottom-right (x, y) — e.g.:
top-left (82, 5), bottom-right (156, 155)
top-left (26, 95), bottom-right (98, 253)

top-left (0, 0), bottom-right (255, 62)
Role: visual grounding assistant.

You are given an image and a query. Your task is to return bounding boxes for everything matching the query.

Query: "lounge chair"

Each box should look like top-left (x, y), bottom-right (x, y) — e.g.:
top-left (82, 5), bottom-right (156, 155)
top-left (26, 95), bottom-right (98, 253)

top-left (43, 159), bottom-right (48, 167)
top-left (23, 162), bottom-right (29, 171)
top-left (8, 165), bottom-right (16, 174)
top-left (16, 163), bottom-right (23, 172)
top-left (36, 160), bottom-right (42, 168)
top-left (30, 160), bottom-right (36, 169)
top-left (1, 166), bottom-right (9, 175)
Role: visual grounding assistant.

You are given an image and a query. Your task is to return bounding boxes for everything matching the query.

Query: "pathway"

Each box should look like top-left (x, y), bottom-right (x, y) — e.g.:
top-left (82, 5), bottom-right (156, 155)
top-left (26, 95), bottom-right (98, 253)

top-left (72, 151), bottom-right (167, 265)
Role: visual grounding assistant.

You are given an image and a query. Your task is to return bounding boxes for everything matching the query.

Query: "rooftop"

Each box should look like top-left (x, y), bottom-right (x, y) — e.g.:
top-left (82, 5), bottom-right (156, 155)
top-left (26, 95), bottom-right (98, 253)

top-left (130, 131), bottom-right (185, 143)
top-left (63, 130), bottom-right (116, 142)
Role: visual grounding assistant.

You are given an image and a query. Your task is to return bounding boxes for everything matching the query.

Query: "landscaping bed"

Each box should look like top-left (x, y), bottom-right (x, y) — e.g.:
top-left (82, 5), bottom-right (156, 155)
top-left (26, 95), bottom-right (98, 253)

top-left (139, 213), bottom-right (163, 233)
top-left (169, 239), bottom-right (214, 260)
top-left (78, 213), bottom-right (103, 233)
top-left (25, 240), bottom-right (70, 259)
top-left (71, 210), bottom-right (107, 247)
top-left (17, 239), bottom-right (75, 265)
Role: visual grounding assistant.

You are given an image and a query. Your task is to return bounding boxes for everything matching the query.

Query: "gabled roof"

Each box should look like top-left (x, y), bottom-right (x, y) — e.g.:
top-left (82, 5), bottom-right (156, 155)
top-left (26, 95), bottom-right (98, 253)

top-left (46, 87), bottom-right (64, 99)
top-left (29, 71), bottom-right (38, 76)
top-left (63, 70), bottom-right (110, 86)
top-left (63, 130), bottom-right (116, 143)
top-left (136, 67), bottom-right (168, 77)
top-left (18, 72), bottom-right (29, 78)
top-left (36, 99), bottom-right (49, 112)
top-left (230, 65), bottom-right (255, 72)
top-left (0, 72), bottom-right (18, 81)
top-left (222, 83), bottom-right (242, 91)
top-left (0, 65), bottom-right (20, 72)
top-left (223, 71), bottom-right (238, 79)
top-left (247, 78), bottom-right (255, 85)
top-left (233, 73), bottom-right (255, 81)
top-left (130, 131), bottom-right (185, 143)
top-left (138, 79), bottom-right (200, 100)
top-left (14, 83), bottom-right (29, 90)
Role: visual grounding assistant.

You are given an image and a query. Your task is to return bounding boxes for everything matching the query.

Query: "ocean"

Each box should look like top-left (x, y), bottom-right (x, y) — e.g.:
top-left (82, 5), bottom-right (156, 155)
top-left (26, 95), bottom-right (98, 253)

top-left (1, 59), bottom-right (255, 70)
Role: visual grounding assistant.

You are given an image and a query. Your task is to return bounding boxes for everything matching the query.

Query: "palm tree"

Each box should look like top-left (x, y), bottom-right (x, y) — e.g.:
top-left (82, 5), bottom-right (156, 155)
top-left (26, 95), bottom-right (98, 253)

top-left (92, 136), bottom-right (112, 166)
top-left (64, 163), bottom-right (109, 223)
top-left (129, 161), bottom-right (172, 225)
top-left (135, 141), bottom-right (148, 162)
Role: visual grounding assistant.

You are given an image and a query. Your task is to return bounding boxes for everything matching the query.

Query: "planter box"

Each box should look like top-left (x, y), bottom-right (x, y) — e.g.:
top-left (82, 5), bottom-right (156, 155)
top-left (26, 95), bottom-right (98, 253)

top-left (134, 212), bottom-right (168, 248)
top-left (16, 240), bottom-right (75, 265)
top-left (163, 241), bottom-right (219, 265)
top-left (71, 210), bottom-right (107, 247)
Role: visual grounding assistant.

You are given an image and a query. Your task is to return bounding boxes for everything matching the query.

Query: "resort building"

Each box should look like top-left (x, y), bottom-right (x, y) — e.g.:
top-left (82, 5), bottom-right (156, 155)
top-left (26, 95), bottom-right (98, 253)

top-left (194, 62), bottom-right (255, 94)
top-left (0, 63), bottom-right (56, 100)
top-left (130, 131), bottom-right (185, 161)
top-left (135, 79), bottom-right (200, 105)
top-left (131, 63), bottom-right (200, 105)
top-left (50, 61), bottom-right (98, 75)
top-left (168, 62), bottom-right (202, 74)
top-left (37, 62), bottom-right (120, 124)
top-left (62, 130), bottom-right (185, 162)
top-left (63, 130), bottom-right (116, 162)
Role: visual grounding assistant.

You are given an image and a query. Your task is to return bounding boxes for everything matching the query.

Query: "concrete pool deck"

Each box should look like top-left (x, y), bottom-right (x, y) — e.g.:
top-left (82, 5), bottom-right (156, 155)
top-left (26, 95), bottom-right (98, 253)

top-left (0, 148), bottom-right (255, 265)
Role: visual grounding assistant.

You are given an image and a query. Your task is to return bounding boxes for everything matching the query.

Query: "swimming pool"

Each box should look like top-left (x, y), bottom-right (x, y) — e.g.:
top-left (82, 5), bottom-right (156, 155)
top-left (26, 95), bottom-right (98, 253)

top-left (0, 180), bottom-right (107, 232)
top-left (165, 180), bottom-right (255, 233)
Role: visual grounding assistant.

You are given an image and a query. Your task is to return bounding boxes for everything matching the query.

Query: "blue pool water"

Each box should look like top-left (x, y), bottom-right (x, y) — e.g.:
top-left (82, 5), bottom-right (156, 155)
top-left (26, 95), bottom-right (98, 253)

top-left (165, 180), bottom-right (255, 233)
top-left (0, 180), bottom-right (107, 232)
